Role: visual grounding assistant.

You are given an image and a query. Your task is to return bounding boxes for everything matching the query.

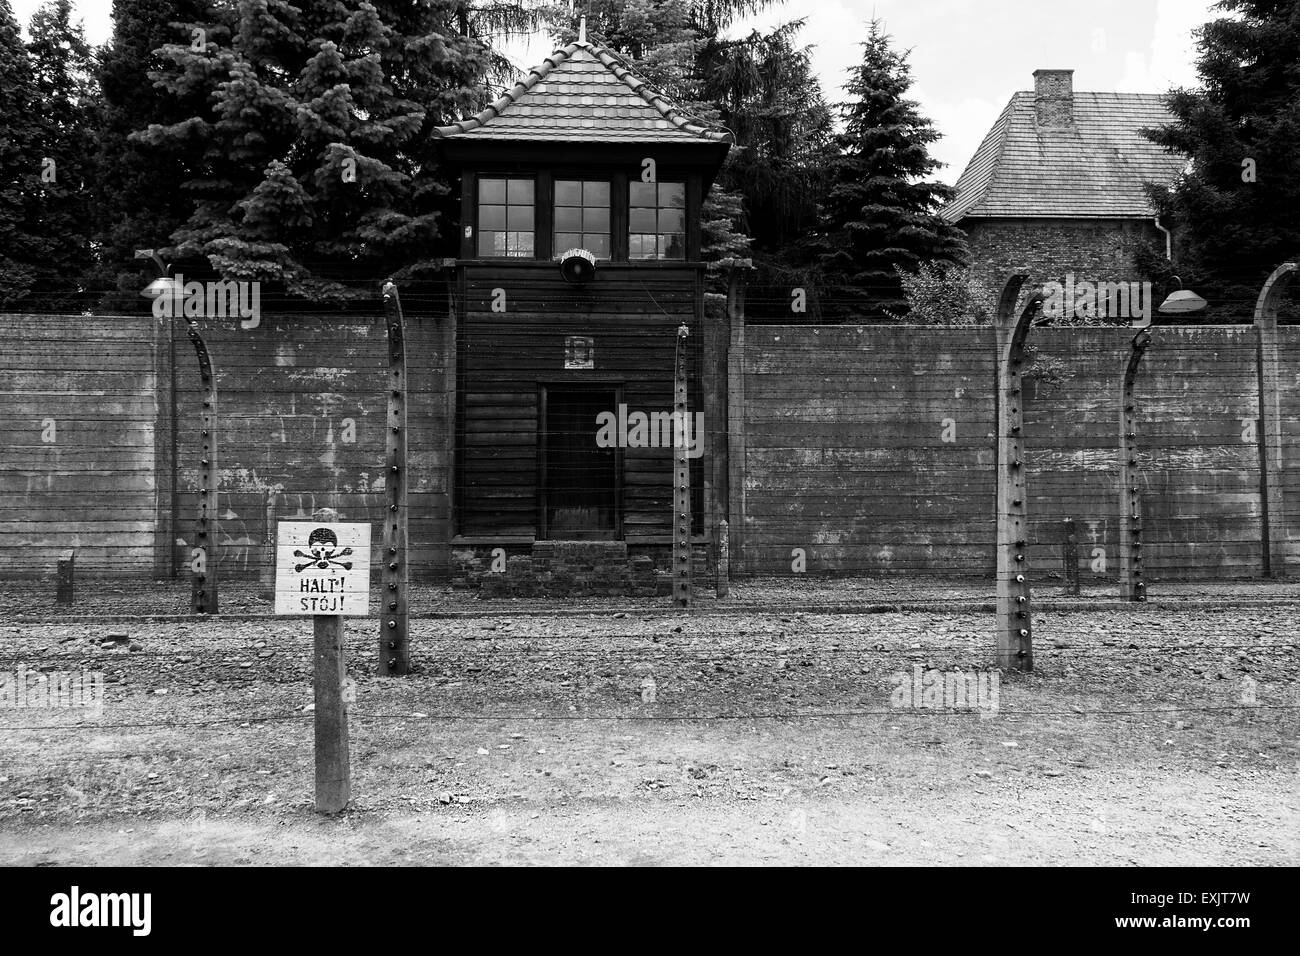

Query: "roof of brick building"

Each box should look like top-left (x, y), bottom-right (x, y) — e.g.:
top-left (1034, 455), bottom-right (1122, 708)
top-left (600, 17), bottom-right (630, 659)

top-left (431, 40), bottom-right (733, 144)
top-left (941, 91), bottom-right (1187, 221)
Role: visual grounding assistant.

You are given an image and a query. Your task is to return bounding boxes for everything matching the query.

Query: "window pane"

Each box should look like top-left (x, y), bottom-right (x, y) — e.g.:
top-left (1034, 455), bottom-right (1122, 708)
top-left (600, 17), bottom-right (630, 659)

top-left (629, 234), bottom-right (652, 259)
top-left (510, 231), bottom-right (534, 257)
top-left (507, 205), bottom-right (533, 230)
top-left (477, 231), bottom-right (499, 257)
top-left (584, 181), bottom-right (610, 205)
top-left (479, 205), bottom-right (506, 230)
top-left (659, 207), bottom-right (685, 233)
top-left (661, 234), bottom-right (685, 259)
top-left (629, 208), bottom-right (656, 232)
top-left (507, 178), bottom-right (534, 204)
top-left (555, 207), bottom-right (582, 231)
top-left (583, 207), bottom-right (609, 231)
top-left (629, 182), bottom-right (656, 207)
top-left (660, 182), bottom-right (685, 208)
top-left (554, 180), bottom-right (581, 205)
top-left (586, 234), bottom-right (610, 258)
top-left (555, 232), bottom-right (582, 252)
top-left (479, 178), bottom-right (506, 204)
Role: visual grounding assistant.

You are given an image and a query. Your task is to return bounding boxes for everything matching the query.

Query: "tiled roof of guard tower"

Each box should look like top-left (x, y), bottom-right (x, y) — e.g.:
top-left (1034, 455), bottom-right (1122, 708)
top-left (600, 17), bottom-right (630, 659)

top-left (431, 39), bottom-right (733, 144)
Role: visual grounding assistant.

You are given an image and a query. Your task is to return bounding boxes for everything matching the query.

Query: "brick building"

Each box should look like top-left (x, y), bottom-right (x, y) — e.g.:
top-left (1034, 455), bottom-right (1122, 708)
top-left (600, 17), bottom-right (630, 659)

top-left (942, 69), bottom-right (1187, 311)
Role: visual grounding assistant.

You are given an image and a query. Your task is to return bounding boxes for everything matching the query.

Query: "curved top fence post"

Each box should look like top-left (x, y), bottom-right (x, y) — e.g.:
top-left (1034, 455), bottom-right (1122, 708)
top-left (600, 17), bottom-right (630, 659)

top-left (1254, 260), bottom-right (1296, 577)
top-left (994, 274), bottom-right (1044, 671)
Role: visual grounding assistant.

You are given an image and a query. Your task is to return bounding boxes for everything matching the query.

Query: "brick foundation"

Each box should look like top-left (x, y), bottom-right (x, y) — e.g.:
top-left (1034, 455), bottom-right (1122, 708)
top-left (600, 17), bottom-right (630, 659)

top-left (450, 540), bottom-right (711, 598)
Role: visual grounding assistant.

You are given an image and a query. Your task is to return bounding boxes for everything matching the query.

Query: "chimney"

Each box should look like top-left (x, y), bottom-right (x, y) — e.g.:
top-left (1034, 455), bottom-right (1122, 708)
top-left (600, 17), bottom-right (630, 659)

top-left (1033, 69), bottom-right (1074, 127)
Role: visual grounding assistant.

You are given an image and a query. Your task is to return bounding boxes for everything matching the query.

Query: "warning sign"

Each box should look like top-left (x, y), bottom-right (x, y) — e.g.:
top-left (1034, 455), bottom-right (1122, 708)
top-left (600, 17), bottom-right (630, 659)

top-left (274, 522), bottom-right (371, 616)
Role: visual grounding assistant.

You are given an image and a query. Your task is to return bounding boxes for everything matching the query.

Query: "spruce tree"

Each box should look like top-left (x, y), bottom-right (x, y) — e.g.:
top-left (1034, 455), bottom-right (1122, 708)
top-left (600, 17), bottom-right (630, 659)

top-left (814, 19), bottom-right (966, 321)
top-left (24, 0), bottom-right (99, 310)
top-left (0, 0), bottom-right (42, 308)
top-left (1144, 0), bottom-right (1300, 322)
top-left (134, 0), bottom-right (488, 304)
top-left (92, 0), bottom-right (210, 310)
top-left (698, 20), bottom-right (831, 254)
top-left (697, 20), bottom-right (833, 312)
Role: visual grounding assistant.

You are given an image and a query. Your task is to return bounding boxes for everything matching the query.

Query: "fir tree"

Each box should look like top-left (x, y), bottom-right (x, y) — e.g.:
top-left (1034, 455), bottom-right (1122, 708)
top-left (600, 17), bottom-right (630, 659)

top-left (1144, 0), bottom-right (1300, 322)
top-left (814, 19), bottom-right (966, 321)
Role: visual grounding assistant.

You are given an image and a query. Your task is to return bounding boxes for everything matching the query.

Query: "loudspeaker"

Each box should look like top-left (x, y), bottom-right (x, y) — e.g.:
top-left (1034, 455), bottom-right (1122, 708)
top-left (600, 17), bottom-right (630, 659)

top-left (558, 248), bottom-right (597, 284)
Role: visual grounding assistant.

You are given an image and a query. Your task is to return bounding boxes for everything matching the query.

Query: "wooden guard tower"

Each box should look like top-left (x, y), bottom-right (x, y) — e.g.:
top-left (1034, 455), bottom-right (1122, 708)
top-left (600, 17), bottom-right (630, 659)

top-left (432, 30), bottom-right (732, 583)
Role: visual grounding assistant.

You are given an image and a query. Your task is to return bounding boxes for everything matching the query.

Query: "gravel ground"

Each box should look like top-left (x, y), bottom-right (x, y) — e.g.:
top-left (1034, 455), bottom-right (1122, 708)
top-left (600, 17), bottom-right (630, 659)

top-left (5, 576), bottom-right (1300, 619)
top-left (0, 589), bottom-right (1295, 865)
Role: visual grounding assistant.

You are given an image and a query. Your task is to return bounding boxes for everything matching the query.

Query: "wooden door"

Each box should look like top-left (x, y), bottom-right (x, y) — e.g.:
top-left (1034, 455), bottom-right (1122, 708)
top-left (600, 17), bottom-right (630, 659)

top-left (539, 385), bottom-right (621, 539)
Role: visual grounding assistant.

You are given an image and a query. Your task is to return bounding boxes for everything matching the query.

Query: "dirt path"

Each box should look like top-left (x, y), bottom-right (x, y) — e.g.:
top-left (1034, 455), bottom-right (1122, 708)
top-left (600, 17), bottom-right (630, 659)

top-left (3, 775), bottom-right (1294, 867)
top-left (2, 716), bottom-right (1295, 866)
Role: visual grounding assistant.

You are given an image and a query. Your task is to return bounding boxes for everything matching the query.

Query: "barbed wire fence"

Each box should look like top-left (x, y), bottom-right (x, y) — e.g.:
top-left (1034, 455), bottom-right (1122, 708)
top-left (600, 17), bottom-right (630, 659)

top-left (1, 322), bottom-right (1296, 584)
top-left (0, 270), bottom-right (1296, 750)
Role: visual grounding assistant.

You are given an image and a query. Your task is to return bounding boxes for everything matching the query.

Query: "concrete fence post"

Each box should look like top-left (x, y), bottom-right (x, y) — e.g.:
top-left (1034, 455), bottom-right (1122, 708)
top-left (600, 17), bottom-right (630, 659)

top-left (1119, 330), bottom-right (1152, 601)
top-left (994, 275), bottom-right (1044, 671)
top-left (1254, 261), bottom-right (1296, 577)
top-left (379, 281), bottom-right (411, 675)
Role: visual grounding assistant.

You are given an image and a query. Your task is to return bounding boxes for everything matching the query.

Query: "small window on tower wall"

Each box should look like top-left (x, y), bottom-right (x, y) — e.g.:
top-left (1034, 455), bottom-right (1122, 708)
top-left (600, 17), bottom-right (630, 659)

top-left (628, 181), bottom-right (685, 260)
top-left (478, 177), bottom-right (535, 257)
top-left (554, 180), bottom-right (611, 259)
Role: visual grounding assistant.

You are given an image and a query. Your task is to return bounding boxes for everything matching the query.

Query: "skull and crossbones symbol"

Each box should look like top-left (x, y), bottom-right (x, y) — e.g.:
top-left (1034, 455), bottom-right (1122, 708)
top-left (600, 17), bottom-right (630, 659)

top-left (295, 527), bottom-right (353, 573)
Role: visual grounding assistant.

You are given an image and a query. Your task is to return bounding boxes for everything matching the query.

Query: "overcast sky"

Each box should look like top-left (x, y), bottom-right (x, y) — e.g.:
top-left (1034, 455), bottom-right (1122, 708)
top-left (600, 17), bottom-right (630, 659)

top-left (13, 0), bottom-right (1213, 184)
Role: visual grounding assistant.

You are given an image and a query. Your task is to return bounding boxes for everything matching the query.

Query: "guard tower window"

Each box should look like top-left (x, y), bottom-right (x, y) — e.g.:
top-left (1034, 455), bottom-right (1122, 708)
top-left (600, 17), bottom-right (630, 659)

top-left (628, 181), bottom-right (686, 260)
top-left (554, 180), bottom-right (611, 259)
top-left (478, 177), bottom-right (535, 257)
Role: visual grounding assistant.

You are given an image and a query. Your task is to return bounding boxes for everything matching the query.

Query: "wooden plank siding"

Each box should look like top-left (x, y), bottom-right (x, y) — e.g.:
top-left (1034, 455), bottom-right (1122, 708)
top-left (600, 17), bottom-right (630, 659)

top-left (455, 262), bottom-right (706, 542)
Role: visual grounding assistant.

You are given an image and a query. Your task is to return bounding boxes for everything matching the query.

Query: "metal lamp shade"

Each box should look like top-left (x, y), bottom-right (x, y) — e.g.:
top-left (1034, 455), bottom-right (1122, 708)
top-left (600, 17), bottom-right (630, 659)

top-left (1158, 289), bottom-right (1207, 314)
top-left (141, 276), bottom-right (176, 299)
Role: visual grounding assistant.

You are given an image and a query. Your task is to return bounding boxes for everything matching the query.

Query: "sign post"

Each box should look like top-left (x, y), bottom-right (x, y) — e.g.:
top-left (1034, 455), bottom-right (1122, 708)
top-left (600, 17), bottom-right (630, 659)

top-left (275, 520), bottom-right (371, 814)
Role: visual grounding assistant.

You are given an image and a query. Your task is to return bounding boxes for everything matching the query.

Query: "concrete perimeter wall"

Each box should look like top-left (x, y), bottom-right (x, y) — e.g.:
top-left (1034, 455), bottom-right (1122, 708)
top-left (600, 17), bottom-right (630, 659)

top-left (737, 325), bottom-right (1297, 581)
top-left (0, 311), bottom-right (453, 580)
top-left (1, 315), bottom-right (1294, 583)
